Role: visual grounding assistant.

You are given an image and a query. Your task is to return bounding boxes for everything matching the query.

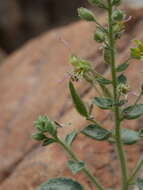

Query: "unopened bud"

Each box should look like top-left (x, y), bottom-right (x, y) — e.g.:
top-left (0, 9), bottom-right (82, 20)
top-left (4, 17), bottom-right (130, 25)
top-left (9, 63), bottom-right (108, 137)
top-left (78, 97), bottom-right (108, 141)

top-left (112, 10), bottom-right (124, 21)
top-left (34, 116), bottom-right (57, 137)
top-left (78, 7), bottom-right (96, 22)
top-left (32, 132), bottom-right (46, 141)
top-left (94, 29), bottom-right (105, 43)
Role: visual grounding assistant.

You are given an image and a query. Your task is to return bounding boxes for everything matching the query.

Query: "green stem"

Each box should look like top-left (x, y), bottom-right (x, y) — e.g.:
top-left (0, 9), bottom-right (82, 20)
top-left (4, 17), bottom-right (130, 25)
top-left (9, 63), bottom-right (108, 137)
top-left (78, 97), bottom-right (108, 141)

top-left (107, 1), bottom-right (128, 190)
top-left (128, 157), bottom-right (143, 184)
top-left (58, 139), bottom-right (105, 190)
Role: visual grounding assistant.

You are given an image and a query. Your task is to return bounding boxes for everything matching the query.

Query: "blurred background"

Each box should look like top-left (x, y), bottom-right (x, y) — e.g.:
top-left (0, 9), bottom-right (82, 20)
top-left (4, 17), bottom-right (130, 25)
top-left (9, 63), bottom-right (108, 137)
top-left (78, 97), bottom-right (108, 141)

top-left (0, 0), bottom-right (89, 53)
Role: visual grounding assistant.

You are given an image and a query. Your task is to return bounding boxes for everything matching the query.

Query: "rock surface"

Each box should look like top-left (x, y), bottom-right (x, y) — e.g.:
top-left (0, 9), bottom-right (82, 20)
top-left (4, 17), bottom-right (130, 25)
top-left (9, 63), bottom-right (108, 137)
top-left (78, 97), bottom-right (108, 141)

top-left (0, 8), bottom-right (143, 190)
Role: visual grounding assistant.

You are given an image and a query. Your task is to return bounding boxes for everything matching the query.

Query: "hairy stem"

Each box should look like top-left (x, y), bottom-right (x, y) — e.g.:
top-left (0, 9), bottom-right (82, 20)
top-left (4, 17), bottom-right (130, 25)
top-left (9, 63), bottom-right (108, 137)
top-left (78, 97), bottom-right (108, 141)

top-left (57, 138), bottom-right (105, 190)
top-left (107, 1), bottom-right (128, 190)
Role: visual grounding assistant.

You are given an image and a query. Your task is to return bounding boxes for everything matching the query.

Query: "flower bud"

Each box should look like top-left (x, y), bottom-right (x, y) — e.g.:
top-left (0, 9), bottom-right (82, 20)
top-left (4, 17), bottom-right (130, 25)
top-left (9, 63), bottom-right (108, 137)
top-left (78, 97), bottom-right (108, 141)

top-left (94, 29), bottom-right (105, 43)
top-left (32, 132), bottom-right (46, 141)
top-left (117, 83), bottom-right (130, 96)
top-left (130, 40), bottom-right (143, 61)
top-left (112, 10), bottom-right (124, 21)
top-left (78, 7), bottom-right (95, 22)
top-left (34, 116), bottom-right (57, 137)
top-left (69, 55), bottom-right (91, 76)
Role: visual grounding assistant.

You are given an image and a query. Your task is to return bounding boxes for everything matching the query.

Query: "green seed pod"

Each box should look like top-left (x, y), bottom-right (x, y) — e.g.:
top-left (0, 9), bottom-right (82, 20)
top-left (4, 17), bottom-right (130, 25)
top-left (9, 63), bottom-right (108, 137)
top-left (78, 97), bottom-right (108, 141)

top-left (78, 7), bottom-right (95, 22)
top-left (112, 10), bottom-right (124, 21)
top-left (32, 132), bottom-right (46, 141)
top-left (88, 0), bottom-right (101, 6)
top-left (94, 29), bottom-right (105, 43)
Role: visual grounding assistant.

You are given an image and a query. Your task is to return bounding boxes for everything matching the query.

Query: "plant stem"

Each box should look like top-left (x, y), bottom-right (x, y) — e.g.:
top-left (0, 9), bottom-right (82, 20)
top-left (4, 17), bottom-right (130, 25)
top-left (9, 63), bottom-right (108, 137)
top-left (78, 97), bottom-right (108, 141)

top-left (57, 138), bottom-right (105, 190)
top-left (128, 157), bottom-right (143, 184)
top-left (107, 1), bottom-right (128, 190)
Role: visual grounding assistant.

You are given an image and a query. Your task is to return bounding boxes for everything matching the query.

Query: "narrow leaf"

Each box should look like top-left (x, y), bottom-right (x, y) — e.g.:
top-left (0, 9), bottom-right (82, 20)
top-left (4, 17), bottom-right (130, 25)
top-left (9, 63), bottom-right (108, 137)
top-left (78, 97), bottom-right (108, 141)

top-left (42, 138), bottom-right (56, 146)
top-left (117, 74), bottom-right (127, 84)
top-left (82, 124), bottom-right (111, 141)
top-left (122, 104), bottom-right (143, 120)
top-left (121, 128), bottom-right (139, 145)
top-left (65, 130), bottom-right (78, 147)
top-left (96, 77), bottom-right (112, 85)
top-left (93, 97), bottom-right (113, 109)
top-left (116, 62), bottom-right (129, 72)
top-left (67, 160), bottom-right (85, 174)
top-left (37, 177), bottom-right (84, 190)
top-left (69, 81), bottom-right (89, 117)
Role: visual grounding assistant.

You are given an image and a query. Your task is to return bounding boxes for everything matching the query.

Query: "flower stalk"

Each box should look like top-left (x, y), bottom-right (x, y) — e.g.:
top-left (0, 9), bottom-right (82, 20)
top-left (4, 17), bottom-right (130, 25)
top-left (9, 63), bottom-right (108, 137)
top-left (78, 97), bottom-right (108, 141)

top-left (107, 1), bottom-right (128, 190)
top-left (57, 138), bottom-right (105, 190)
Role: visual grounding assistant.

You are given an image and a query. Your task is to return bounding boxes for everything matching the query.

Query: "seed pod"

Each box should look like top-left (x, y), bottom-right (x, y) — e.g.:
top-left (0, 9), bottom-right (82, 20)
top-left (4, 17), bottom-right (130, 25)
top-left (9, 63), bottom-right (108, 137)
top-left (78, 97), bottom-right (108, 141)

top-left (94, 29), bottom-right (105, 43)
top-left (78, 7), bottom-right (95, 22)
top-left (112, 10), bottom-right (124, 21)
top-left (32, 132), bottom-right (46, 141)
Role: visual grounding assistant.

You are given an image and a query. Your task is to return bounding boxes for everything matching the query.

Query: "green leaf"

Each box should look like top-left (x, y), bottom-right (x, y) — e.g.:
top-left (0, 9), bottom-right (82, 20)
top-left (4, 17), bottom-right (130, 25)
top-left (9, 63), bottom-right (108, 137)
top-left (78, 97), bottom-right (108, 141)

top-left (122, 104), bottom-right (143, 120)
top-left (37, 177), bottom-right (84, 190)
top-left (82, 124), bottom-right (111, 141)
top-left (116, 62), bottom-right (129, 72)
top-left (93, 97), bottom-right (113, 109)
top-left (67, 160), bottom-right (85, 174)
top-left (121, 128), bottom-right (139, 145)
top-left (96, 77), bottom-right (112, 85)
top-left (136, 178), bottom-right (143, 190)
top-left (65, 130), bottom-right (78, 147)
top-left (42, 138), bottom-right (56, 146)
top-left (117, 74), bottom-right (127, 84)
top-left (69, 81), bottom-right (89, 117)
